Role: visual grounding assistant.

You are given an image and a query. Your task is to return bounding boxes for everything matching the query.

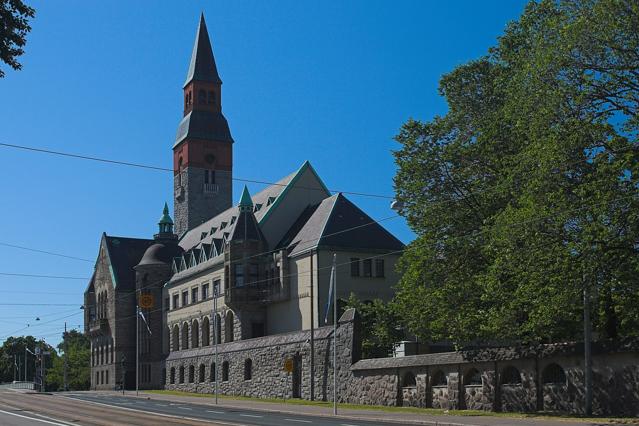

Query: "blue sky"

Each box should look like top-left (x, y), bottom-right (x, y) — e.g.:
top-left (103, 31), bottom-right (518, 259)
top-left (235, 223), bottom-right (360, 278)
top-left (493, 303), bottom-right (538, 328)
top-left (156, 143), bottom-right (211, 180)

top-left (0, 0), bottom-right (528, 348)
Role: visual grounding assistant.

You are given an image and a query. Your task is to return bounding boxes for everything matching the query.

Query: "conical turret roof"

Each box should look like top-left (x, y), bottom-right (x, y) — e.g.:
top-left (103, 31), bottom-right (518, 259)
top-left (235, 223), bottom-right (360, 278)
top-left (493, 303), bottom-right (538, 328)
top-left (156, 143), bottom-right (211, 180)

top-left (184, 13), bottom-right (222, 87)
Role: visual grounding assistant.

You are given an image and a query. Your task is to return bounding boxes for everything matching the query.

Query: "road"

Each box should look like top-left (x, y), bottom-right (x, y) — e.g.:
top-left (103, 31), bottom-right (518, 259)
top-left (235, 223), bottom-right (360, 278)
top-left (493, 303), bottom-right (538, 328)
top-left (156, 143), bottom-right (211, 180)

top-left (0, 389), bottom-right (432, 426)
top-left (0, 389), bottom-right (632, 426)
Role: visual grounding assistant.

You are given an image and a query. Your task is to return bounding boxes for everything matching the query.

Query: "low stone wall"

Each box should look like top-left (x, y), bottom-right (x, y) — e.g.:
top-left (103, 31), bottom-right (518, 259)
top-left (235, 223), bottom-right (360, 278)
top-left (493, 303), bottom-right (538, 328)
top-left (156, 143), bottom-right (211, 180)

top-left (349, 340), bottom-right (639, 416)
top-left (162, 308), bottom-right (638, 417)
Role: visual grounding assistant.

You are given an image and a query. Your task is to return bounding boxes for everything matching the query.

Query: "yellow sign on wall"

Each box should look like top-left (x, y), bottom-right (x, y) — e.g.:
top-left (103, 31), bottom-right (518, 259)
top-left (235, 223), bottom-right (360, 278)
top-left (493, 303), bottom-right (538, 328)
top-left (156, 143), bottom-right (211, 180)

top-left (139, 293), bottom-right (154, 309)
top-left (283, 358), bottom-right (294, 373)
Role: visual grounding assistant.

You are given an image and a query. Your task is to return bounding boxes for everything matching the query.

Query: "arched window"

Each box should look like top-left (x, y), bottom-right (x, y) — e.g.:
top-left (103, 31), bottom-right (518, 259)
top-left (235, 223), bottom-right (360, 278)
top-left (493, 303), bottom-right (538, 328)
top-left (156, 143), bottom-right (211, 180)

top-left (208, 91), bottom-right (216, 105)
top-left (402, 371), bottom-right (416, 388)
top-left (188, 365), bottom-right (195, 383)
top-left (172, 324), bottom-right (179, 352)
top-left (199, 364), bottom-right (206, 382)
top-left (542, 363), bottom-right (566, 385)
top-left (464, 368), bottom-right (482, 386)
top-left (170, 367), bottom-right (175, 384)
top-left (214, 314), bottom-right (222, 344)
top-left (179, 366), bottom-right (185, 384)
top-left (162, 368), bottom-right (166, 385)
top-left (181, 322), bottom-right (189, 350)
top-left (192, 319), bottom-right (200, 348)
top-left (198, 89), bottom-right (206, 105)
top-left (202, 317), bottom-right (210, 346)
top-left (224, 312), bottom-right (234, 343)
top-left (222, 361), bottom-right (229, 382)
top-left (244, 359), bottom-right (252, 381)
top-left (432, 370), bottom-right (447, 386)
top-left (210, 362), bottom-right (216, 382)
top-left (501, 366), bottom-right (522, 385)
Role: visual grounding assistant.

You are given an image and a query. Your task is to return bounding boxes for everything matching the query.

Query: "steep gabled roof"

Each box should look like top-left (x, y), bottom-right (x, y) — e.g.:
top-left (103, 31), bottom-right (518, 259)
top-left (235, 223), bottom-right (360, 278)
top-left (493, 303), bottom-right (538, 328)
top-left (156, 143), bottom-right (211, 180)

top-left (285, 193), bottom-right (405, 257)
top-left (178, 162), bottom-right (313, 251)
top-left (102, 234), bottom-right (155, 289)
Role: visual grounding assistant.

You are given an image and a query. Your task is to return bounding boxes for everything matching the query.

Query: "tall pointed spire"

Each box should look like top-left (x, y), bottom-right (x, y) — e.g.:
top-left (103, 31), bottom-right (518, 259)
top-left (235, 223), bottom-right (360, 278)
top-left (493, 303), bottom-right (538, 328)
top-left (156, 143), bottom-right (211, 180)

top-left (185, 13), bottom-right (222, 87)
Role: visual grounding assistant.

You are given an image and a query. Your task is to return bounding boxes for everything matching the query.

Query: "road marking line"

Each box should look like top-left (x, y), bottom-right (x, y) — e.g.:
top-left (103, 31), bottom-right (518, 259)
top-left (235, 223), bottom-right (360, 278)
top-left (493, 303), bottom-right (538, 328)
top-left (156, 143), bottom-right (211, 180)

top-left (285, 419), bottom-right (312, 423)
top-left (177, 406), bottom-right (192, 410)
top-left (0, 408), bottom-right (70, 426)
top-left (58, 396), bottom-right (249, 426)
top-left (240, 413), bottom-right (263, 418)
top-left (341, 424), bottom-right (361, 426)
top-left (207, 410), bottom-right (225, 413)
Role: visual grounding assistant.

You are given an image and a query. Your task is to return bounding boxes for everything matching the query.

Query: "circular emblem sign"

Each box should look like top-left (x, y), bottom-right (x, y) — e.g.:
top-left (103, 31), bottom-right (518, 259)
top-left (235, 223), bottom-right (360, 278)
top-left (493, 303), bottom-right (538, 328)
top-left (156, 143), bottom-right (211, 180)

top-left (283, 358), bottom-right (294, 373)
top-left (139, 294), bottom-right (154, 309)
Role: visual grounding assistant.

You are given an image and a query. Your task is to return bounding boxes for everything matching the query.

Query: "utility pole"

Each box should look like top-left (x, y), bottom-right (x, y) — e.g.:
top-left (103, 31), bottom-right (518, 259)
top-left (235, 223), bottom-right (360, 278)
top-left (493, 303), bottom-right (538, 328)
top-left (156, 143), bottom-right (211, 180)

top-left (136, 304), bottom-right (139, 396)
top-left (309, 249), bottom-right (315, 401)
top-left (214, 286), bottom-right (218, 405)
top-left (332, 253), bottom-right (337, 416)
top-left (63, 322), bottom-right (68, 392)
top-left (13, 354), bottom-right (16, 383)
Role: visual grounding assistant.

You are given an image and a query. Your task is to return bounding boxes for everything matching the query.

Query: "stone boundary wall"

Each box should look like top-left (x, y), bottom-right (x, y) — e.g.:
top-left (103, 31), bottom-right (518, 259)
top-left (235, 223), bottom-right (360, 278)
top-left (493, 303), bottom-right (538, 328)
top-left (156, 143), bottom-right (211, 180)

top-left (162, 308), bottom-right (638, 416)
top-left (164, 309), bottom-right (358, 401)
top-left (348, 340), bottom-right (639, 416)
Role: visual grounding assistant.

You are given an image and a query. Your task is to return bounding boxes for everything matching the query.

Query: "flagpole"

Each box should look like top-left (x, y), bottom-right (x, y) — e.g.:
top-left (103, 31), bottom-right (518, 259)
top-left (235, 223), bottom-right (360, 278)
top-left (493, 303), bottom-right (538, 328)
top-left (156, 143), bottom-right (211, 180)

top-left (136, 304), bottom-right (139, 397)
top-left (332, 253), bottom-right (337, 416)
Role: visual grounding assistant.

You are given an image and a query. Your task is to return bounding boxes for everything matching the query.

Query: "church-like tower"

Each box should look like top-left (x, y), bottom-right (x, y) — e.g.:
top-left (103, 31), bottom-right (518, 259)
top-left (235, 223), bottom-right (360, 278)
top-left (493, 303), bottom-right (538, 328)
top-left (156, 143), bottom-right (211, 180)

top-left (173, 13), bottom-right (233, 236)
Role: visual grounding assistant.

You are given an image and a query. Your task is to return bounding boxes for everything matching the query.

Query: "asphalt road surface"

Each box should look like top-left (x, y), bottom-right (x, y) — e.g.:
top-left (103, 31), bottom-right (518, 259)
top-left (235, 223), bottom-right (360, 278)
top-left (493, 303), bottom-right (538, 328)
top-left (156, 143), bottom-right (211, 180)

top-left (0, 390), bottom-right (427, 426)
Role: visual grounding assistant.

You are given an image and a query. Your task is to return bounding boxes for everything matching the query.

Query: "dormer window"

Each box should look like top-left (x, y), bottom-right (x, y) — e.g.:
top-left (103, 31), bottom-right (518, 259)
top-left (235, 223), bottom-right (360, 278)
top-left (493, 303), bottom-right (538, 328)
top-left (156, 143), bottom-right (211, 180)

top-left (210, 227), bottom-right (217, 234)
top-left (220, 221), bottom-right (227, 229)
top-left (200, 232), bottom-right (207, 240)
top-left (267, 196), bottom-right (276, 206)
top-left (230, 216), bottom-right (236, 225)
top-left (254, 204), bottom-right (262, 212)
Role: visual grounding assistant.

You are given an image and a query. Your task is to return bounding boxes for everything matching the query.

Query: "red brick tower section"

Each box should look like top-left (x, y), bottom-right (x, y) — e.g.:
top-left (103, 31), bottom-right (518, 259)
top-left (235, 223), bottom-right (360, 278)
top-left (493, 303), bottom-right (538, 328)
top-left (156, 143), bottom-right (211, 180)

top-left (173, 13), bottom-right (234, 236)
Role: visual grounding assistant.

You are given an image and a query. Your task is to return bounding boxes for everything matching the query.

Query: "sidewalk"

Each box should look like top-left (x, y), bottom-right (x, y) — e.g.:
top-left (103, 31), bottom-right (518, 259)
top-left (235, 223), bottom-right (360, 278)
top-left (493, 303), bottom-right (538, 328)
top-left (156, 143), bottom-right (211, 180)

top-left (96, 390), bottom-right (633, 426)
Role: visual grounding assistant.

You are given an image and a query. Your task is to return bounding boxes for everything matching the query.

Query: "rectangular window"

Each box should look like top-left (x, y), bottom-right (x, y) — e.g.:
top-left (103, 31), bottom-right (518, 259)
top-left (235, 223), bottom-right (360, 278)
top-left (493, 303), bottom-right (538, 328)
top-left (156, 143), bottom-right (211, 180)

top-left (249, 264), bottom-right (259, 284)
top-left (172, 294), bottom-right (179, 310)
top-left (182, 291), bottom-right (188, 306)
top-left (363, 259), bottom-right (372, 277)
top-left (375, 259), bottom-right (385, 277)
top-left (210, 170), bottom-right (216, 184)
top-left (213, 279), bottom-right (221, 296)
top-left (191, 287), bottom-right (198, 304)
top-left (204, 170), bottom-right (209, 184)
top-left (164, 297), bottom-right (170, 312)
top-left (202, 283), bottom-right (209, 300)
top-left (234, 264), bottom-right (244, 287)
top-left (106, 370), bottom-right (109, 384)
top-left (350, 258), bottom-right (360, 277)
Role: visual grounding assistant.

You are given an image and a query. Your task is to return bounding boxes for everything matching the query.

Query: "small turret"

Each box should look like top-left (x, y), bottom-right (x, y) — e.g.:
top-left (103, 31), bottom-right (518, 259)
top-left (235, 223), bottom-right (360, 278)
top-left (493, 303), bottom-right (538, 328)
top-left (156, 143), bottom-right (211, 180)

top-left (155, 202), bottom-right (177, 241)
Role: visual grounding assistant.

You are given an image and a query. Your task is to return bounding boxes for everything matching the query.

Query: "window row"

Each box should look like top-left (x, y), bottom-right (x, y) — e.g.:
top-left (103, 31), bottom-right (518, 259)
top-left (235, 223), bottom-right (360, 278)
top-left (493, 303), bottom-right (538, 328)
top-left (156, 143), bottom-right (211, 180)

top-left (350, 258), bottom-right (385, 278)
top-left (172, 279), bottom-right (221, 310)
top-left (170, 312), bottom-right (232, 352)
top-left (95, 370), bottom-right (109, 386)
top-left (169, 359), bottom-right (252, 385)
top-left (184, 89), bottom-right (217, 107)
top-left (92, 339), bottom-right (114, 366)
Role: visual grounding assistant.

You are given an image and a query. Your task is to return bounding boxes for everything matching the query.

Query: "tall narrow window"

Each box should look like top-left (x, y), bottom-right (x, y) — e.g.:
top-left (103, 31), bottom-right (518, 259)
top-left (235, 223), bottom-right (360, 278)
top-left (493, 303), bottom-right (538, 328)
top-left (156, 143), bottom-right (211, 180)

top-left (244, 359), bottom-right (252, 381)
top-left (202, 283), bottom-right (209, 300)
top-left (172, 294), bottom-right (179, 310)
top-left (191, 287), bottom-right (198, 304)
top-left (249, 264), bottom-right (259, 285)
top-left (198, 89), bottom-right (206, 104)
top-left (222, 361), bottom-right (229, 382)
top-left (208, 91), bottom-right (216, 105)
top-left (350, 258), bottom-right (360, 277)
top-left (182, 291), bottom-right (188, 306)
top-left (234, 264), bottom-right (244, 287)
top-left (375, 259), bottom-right (385, 277)
top-left (363, 259), bottom-right (372, 277)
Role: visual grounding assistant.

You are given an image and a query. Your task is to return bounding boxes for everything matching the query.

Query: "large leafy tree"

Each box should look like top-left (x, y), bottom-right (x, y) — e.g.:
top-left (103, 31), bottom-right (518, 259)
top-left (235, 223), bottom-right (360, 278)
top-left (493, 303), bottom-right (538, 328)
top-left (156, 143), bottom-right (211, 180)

top-left (0, 0), bottom-right (35, 77)
top-left (46, 330), bottom-right (90, 391)
top-left (0, 336), bottom-right (56, 383)
top-left (393, 0), bottom-right (639, 346)
top-left (344, 294), bottom-right (404, 358)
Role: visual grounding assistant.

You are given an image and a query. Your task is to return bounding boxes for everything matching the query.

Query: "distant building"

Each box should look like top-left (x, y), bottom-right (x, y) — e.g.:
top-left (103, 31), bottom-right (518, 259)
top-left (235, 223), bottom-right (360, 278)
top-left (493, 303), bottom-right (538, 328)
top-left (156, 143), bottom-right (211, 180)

top-left (84, 13), bottom-right (403, 391)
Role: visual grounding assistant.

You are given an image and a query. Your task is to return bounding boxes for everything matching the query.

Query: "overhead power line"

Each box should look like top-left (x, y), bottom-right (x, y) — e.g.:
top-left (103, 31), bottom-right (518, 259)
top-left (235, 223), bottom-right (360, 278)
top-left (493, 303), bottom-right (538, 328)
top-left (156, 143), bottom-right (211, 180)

top-left (0, 272), bottom-right (89, 280)
top-left (0, 142), bottom-right (395, 200)
top-left (0, 242), bottom-right (93, 263)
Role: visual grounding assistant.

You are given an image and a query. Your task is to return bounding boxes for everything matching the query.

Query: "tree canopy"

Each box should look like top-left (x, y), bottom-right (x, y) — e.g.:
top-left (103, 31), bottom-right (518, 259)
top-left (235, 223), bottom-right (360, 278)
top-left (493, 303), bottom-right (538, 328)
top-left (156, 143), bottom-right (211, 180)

top-left (0, 0), bottom-right (35, 77)
top-left (46, 330), bottom-right (90, 391)
top-left (393, 0), bottom-right (639, 346)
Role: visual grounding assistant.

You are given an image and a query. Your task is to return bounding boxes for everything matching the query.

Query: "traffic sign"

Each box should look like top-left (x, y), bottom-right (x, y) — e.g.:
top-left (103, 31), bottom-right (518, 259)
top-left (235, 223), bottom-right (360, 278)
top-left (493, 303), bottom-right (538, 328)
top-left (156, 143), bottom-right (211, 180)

top-left (283, 358), bottom-right (294, 373)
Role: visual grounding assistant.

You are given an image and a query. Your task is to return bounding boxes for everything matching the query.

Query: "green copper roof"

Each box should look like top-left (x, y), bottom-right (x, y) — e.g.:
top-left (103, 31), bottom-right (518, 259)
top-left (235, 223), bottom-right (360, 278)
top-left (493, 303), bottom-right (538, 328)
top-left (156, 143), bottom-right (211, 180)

top-left (239, 185), bottom-right (253, 208)
top-left (159, 202), bottom-right (174, 225)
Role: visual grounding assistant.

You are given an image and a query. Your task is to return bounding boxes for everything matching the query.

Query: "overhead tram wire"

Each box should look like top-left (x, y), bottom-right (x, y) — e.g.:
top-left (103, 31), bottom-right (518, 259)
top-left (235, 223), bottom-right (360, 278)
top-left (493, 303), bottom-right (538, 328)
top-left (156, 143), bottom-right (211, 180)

top-left (0, 142), bottom-right (395, 200)
top-left (107, 192), bottom-right (639, 328)
top-left (0, 242), bottom-right (93, 263)
top-left (0, 272), bottom-right (89, 280)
